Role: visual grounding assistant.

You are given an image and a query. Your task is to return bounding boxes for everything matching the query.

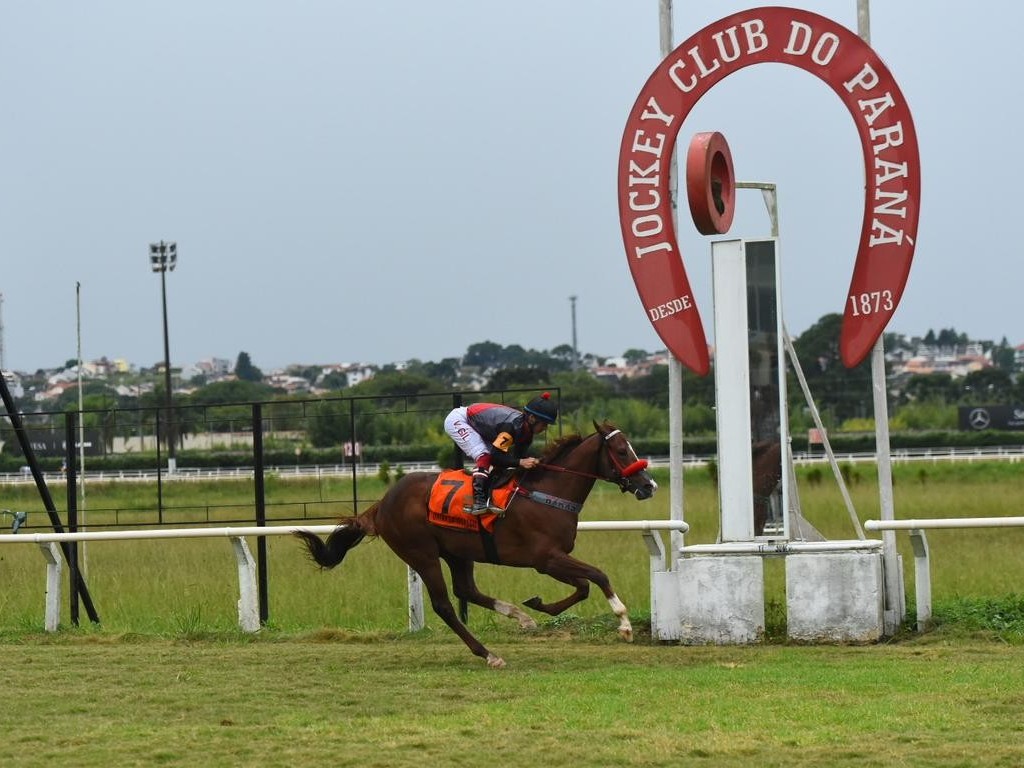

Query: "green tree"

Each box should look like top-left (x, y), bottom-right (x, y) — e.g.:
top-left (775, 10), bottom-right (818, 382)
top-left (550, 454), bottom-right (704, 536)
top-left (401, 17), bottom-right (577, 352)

top-left (235, 352), bottom-right (263, 382)
top-left (791, 313), bottom-right (873, 424)
top-left (189, 380), bottom-right (277, 405)
top-left (549, 344), bottom-right (576, 366)
top-left (487, 366), bottom-right (550, 390)
top-left (961, 368), bottom-right (1014, 404)
top-left (549, 370), bottom-right (615, 417)
top-left (902, 373), bottom-right (958, 404)
top-left (404, 358), bottom-right (459, 387)
top-left (319, 370), bottom-right (348, 390)
top-left (463, 341), bottom-right (503, 368)
top-left (992, 337), bottom-right (1016, 371)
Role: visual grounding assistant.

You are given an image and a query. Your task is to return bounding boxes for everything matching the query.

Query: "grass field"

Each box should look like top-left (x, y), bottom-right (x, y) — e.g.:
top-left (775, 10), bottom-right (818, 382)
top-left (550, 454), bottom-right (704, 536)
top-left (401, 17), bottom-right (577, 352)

top-left (2, 461), bottom-right (1024, 766)
top-left (1, 461), bottom-right (1023, 635)
top-left (3, 631), bottom-right (1024, 767)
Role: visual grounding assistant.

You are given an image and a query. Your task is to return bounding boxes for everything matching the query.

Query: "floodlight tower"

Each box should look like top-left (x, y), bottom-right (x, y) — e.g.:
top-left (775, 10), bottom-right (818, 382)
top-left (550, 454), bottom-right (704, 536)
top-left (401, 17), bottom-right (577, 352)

top-left (149, 241), bottom-right (177, 473)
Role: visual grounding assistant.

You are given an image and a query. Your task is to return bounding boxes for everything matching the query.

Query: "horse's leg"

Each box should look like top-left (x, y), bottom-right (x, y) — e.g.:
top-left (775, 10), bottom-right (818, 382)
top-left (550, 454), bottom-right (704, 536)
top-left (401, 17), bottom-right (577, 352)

top-left (405, 554), bottom-right (507, 669)
top-left (446, 557), bottom-right (537, 630)
top-left (753, 497), bottom-right (768, 536)
top-left (523, 552), bottom-right (634, 642)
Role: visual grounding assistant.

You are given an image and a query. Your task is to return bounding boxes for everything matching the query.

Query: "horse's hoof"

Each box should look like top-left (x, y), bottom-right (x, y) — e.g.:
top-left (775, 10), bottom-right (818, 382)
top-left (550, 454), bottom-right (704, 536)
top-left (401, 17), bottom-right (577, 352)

top-left (619, 627), bottom-right (634, 643)
top-left (519, 616), bottom-right (538, 630)
top-left (523, 596), bottom-right (543, 611)
top-left (486, 654), bottom-right (506, 669)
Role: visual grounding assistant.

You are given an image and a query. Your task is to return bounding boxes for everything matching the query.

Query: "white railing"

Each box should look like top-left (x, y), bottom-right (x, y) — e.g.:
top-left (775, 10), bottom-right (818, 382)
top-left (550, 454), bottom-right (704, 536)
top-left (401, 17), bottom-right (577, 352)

top-left (0, 519), bottom-right (688, 634)
top-left (2, 445), bottom-right (1022, 486)
top-left (864, 517), bottom-right (1024, 631)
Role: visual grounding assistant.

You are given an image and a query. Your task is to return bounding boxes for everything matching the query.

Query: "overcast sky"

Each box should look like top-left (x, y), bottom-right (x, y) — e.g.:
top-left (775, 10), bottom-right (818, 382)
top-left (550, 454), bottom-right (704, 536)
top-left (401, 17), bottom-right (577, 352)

top-left (2, 2), bottom-right (1019, 374)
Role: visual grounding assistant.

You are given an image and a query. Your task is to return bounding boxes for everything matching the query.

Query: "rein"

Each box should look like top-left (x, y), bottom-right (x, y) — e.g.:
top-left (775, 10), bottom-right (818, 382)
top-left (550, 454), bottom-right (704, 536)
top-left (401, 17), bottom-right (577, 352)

top-left (510, 428), bottom-right (650, 516)
top-left (536, 429), bottom-right (648, 482)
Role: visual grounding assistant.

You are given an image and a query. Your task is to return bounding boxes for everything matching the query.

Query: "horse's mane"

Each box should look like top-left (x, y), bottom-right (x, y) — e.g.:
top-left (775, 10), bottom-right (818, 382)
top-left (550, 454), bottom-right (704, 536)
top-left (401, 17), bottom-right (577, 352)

top-left (538, 433), bottom-right (584, 464)
top-left (537, 421), bottom-right (616, 465)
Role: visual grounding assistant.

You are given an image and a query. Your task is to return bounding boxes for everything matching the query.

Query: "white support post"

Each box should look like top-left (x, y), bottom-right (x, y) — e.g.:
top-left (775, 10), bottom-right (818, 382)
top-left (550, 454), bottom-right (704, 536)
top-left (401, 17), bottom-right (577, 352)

top-left (712, 240), bottom-right (755, 541)
top-left (230, 536), bottom-right (260, 633)
top-left (39, 542), bottom-right (63, 632)
top-left (407, 566), bottom-right (425, 631)
top-left (641, 529), bottom-right (666, 571)
top-left (909, 529), bottom-right (931, 631)
top-left (872, 339), bottom-right (904, 633)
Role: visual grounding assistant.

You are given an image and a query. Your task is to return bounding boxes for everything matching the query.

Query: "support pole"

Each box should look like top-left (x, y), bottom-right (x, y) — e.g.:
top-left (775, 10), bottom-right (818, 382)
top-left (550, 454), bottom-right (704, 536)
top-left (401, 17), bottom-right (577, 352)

top-left (252, 403), bottom-right (269, 625)
top-left (660, 0), bottom-right (686, 557)
top-left (0, 370), bottom-right (100, 623)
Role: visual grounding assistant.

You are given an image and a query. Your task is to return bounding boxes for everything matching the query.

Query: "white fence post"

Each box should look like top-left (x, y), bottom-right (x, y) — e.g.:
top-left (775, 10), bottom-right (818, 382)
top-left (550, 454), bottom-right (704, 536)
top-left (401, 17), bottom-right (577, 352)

top-left (1, 521), bottom-right (687, 635)
top-left (39, 542), bottom-right (63, 632)
top-left (407, 567), bottom-right (425, 631)
top-left (230, 536), bottom-right (260, 632)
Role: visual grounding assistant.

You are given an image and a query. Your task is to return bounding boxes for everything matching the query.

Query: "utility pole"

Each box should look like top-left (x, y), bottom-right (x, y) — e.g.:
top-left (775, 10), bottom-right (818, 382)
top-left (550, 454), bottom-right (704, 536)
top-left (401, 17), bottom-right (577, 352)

top-left (569, 295), bottom-right (579, 370)
top-left (0, 291), bottom-right (5, 371)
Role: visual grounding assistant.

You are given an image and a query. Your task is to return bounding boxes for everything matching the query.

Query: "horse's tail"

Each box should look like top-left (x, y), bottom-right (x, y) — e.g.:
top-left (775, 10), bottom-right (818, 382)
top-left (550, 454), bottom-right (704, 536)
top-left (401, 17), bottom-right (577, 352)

top-left (295, 503), bottom-right (380, 570)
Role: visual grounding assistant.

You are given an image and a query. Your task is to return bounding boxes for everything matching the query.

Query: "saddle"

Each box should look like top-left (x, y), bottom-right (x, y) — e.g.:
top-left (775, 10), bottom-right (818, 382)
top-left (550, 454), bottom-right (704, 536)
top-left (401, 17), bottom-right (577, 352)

top-left (427, 469), bottom-right (517, 533)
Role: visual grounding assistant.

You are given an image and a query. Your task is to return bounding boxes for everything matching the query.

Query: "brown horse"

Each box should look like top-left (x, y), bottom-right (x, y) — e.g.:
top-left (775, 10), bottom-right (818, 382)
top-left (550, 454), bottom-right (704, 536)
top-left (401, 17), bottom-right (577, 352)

top-left (295, 421), bottom-right (657, 668)
top-left (752, 440), bottom-right (783, 535)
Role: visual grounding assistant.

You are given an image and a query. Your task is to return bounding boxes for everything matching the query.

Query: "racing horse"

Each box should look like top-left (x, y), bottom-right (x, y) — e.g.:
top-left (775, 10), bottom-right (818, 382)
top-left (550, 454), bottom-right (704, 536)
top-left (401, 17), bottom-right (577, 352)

top-left (752, 440), bottom-right (783, 535)
top-left (295, 421), bottom-right (657, 668)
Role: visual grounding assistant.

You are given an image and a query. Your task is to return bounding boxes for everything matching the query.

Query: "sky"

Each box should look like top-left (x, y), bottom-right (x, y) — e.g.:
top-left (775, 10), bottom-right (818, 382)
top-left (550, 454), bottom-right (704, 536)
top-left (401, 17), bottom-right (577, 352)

top-left (2, 2), bottom-right (1020, 375)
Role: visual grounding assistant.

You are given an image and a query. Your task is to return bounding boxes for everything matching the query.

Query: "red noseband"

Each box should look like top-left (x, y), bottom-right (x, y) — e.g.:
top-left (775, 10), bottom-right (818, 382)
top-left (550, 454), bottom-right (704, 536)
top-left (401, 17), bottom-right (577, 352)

top-left (621, 459), bottom-right (649, 478)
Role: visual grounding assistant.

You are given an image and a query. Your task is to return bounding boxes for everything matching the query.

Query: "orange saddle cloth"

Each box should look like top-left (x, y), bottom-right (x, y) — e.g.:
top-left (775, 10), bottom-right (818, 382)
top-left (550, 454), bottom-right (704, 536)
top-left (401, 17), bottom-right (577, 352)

top-left (427, 469), bottom-right (515, 533)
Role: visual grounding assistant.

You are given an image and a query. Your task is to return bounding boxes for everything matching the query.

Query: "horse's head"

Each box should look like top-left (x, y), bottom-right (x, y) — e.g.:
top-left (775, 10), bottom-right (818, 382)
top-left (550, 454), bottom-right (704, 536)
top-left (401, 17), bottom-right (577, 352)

top-left (593, 421), bottom-right (658, 500)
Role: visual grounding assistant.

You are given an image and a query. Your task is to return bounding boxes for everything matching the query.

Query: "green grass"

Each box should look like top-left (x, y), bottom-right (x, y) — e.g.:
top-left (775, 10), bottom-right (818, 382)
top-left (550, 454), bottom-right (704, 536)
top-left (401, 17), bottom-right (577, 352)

top-left (2, 630), bottom-right (1024, 767)
top-left (2, 462), bottom-right (1024, 765)
top-left (2, 460), bottom-right (1024, 637)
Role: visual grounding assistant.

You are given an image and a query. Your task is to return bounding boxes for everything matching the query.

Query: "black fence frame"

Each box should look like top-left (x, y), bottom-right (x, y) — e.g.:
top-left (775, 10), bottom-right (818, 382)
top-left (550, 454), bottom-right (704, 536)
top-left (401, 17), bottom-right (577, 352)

top-left (1, 384), bottom-right (559, 627)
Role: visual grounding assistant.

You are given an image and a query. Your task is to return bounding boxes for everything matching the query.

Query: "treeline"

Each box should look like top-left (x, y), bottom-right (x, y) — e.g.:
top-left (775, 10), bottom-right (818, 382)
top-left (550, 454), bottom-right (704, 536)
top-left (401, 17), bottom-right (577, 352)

top-left (3, 315), bottom-right (1022, 472)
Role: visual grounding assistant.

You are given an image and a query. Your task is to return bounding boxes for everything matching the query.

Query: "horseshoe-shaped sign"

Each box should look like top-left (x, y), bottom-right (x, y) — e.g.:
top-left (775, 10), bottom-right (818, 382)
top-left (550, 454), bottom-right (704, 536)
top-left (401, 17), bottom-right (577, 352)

top-left (618, 6), bottom-right (920, 374)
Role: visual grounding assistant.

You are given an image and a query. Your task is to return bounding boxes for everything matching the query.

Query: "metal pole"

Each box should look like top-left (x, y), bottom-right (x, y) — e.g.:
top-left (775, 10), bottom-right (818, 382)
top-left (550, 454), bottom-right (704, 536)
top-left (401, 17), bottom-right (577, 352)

top-left (252, 403), bottom-right (269, 625)
top-left (159, 263), bottom-right (176, 472)
top-left (76, 281), bottom-right (88, 574)
top-left (854, 0), bottom-right (901, 631)
top-left (0, 372), bottom-right (100, 623)
top-left (659, 0), bottom-right (685, 557)
top-left (857, 0), bottom-right (871, 45)
top-left (569, 295), bottom-right (579, 370)
top-left (853, 0), bottom-right (900, 627)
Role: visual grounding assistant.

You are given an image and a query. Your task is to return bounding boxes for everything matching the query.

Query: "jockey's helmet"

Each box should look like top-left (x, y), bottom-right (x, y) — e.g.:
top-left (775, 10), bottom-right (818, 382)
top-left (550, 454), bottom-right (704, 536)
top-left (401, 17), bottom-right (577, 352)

top-left (524, 392), bottom-right (558, 424)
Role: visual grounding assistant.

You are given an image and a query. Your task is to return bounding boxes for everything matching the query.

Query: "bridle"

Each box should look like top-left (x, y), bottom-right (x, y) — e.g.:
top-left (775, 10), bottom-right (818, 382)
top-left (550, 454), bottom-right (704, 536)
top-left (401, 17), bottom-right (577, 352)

top-left (535, 428), bottom-right (649, 490)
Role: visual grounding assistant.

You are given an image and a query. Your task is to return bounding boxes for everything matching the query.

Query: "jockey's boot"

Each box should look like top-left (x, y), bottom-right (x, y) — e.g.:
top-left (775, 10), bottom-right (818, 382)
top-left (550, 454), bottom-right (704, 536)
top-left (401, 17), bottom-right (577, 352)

top-left (469, 470), bottom-right (491, 514)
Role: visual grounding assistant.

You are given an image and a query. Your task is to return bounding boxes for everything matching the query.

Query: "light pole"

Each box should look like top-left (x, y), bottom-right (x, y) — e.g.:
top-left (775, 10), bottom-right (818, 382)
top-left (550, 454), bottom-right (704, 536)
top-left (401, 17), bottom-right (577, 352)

top-left (569, 295), bottom-right (579, 370)
top-left (149, 240), bottom-right (177, 473)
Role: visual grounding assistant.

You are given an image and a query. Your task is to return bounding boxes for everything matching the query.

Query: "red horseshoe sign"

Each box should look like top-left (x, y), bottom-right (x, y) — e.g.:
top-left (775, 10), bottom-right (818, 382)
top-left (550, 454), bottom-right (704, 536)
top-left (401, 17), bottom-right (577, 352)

top-left (618, 7), bottom-right (920, 374)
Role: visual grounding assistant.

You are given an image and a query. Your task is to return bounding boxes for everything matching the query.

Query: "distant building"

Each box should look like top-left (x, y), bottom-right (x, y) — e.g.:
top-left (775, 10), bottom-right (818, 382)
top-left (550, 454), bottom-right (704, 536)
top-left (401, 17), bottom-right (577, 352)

top-left (889, 343), bottom-right (993, 378)
top-left (265, 372), bottom-right (312, 394)
top-left (195, 357), bottom-right (232, 378)
top-left (2, 371), bottom-right (23, 398)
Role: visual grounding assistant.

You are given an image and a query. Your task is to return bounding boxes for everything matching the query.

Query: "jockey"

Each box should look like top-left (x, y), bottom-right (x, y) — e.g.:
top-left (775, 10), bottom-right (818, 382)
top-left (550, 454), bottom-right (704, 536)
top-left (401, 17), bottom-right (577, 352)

top-left (443, 392), bottom-right (559, 514)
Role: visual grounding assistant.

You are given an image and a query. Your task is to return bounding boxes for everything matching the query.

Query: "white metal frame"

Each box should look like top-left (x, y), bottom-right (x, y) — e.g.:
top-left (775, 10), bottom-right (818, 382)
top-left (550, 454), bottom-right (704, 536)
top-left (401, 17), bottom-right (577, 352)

top-left (866, 517), bottom-right (1024, 631)
top-left (0, 520), bottom-right (688, 634)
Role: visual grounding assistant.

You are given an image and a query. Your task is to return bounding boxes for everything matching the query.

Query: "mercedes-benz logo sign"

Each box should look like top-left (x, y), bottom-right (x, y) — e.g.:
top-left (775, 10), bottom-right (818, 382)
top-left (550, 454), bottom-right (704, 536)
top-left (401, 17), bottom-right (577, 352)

top-left (968, 408), bottom-right (991, 430)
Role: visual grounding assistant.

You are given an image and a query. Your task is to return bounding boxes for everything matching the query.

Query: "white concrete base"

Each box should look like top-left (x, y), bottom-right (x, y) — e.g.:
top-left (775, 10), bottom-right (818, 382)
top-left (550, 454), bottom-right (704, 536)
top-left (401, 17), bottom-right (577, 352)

top-left (656, 555), bottom-right (765, 644)
top-left (649, 545), bottom-right (889, 644)
top-left (785, 551), bottom-right (884, 642)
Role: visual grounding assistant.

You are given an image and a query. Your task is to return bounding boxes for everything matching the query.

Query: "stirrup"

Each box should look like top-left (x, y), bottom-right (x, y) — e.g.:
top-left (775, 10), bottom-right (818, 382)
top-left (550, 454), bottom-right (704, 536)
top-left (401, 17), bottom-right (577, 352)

top-left (466, 500), bottom-right (492, 515)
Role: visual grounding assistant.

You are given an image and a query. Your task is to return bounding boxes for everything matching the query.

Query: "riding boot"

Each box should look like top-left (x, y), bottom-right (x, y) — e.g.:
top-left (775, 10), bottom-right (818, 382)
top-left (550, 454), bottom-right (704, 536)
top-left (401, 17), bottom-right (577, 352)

top-left (469, 470), bottom-right (491, 514)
